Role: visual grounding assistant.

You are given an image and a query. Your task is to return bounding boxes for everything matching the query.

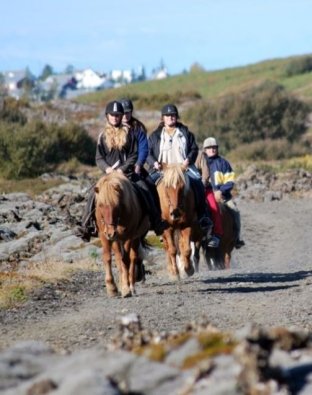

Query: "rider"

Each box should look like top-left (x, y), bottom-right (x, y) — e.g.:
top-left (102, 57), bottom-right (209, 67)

top-left (76, 100), bottom-right (165, 241)
top-left (119, 98), bottom-right (148, 176)
top-left (146, 103), bottom-right (219, 246)
top-left (203, 137), bottom-right (245, 249)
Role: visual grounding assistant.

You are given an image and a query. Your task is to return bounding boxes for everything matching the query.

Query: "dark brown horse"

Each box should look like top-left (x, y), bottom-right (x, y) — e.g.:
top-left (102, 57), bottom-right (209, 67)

top-left (156, 164), bottom-right (208, 279)
top-left (195, 151), bottom-right (236, 269)
top-left (95, 172), bottom-right (149, 297)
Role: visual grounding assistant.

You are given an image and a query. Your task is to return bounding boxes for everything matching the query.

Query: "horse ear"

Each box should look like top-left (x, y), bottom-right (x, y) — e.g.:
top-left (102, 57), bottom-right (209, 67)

top-left (94, 186), bottom-right (99, 194)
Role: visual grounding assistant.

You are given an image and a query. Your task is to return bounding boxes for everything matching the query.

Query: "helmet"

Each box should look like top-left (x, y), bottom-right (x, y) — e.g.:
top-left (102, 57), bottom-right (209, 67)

top-left (120, 98), bottom-right (133, 113)
top-left (105, 101), bottom-right (124, 115)
top-left (161, 104), bottom-right (179, 117)
top-left (203, 137), bottom-right (218, 148)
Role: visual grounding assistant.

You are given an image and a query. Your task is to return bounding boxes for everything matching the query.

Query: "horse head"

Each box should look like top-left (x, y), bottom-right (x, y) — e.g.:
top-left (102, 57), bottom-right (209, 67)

top-left (161, 164), bottom-right (188, 222)
top-left (94, 173), bottom-right (127, 240)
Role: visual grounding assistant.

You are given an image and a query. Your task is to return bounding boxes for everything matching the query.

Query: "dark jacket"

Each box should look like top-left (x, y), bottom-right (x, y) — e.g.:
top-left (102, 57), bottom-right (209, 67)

top-left (146, 122), bottom-right (198, 172)
top-left (207, 155), bottom-right (235, 201)
top-left (95, 124), bottom-right (137, 178)
top-left (128, 117), bottom-right (148, 167)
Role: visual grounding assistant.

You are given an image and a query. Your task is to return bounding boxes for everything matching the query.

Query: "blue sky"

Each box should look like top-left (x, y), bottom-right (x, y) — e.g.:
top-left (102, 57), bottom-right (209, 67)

top-left (1, 0), bottom-right (311, 77)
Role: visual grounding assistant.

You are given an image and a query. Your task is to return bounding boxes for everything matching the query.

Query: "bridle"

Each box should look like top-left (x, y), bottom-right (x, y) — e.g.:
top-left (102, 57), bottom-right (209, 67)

top-left (100, 205), bottom-right (121, 240)
top-left (164, 185), bottom-right (184, 212)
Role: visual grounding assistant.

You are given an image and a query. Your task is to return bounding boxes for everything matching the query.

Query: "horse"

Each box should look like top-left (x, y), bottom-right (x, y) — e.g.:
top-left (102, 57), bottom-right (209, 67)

top-left (195, 150), bottom-right (236, 269)
top-left (94, 172), bottom-right (149, 297)
top-left (156, 164), bottom-right (208, 279)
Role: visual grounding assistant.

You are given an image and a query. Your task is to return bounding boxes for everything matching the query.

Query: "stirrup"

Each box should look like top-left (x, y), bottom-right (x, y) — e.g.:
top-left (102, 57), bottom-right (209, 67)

top-left (75, 226), bottom-right (91, 242)
top-left (207, 235), bottom-right (220, 248)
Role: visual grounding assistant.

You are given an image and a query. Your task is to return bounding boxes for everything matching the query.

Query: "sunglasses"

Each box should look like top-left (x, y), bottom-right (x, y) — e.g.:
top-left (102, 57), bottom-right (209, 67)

top-left (205, 146), bottom-right (218, 149)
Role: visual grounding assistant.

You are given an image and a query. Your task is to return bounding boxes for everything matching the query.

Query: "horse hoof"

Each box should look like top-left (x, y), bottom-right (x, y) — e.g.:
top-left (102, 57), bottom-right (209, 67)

top-left (185, 265), bottom-right (195, 277)
top-left (121, 289), bottom-right (132, 298)
top-left (169, 273), bottom-right (180, 282)
top-left (107, 289), bottom-right (118, 298)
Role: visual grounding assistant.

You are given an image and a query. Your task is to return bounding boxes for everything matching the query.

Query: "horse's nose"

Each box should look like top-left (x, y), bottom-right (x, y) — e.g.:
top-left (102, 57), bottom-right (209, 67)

top-left (105, 229), bottom-right (117, 241)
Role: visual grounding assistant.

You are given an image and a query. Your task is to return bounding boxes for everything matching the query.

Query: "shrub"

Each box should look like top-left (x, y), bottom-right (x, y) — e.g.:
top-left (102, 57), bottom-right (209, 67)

top-left (134, 91), bottom-right (201, 110)
top-left (0, 97), bottom-right (27, 125)
top-left (284, 56), bottom-right (312, 77)
top-left (228, 139), bottom-right (310, 161)
top-left (184, 81), bottom-right (310, 151)
top-left (0, 120), bottom-right (96, 179)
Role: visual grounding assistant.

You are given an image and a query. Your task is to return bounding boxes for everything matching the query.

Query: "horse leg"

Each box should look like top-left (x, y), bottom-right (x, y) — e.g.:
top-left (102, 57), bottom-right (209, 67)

top-left (163, 230), bottom-right (179, 280)
top-left (129, 240), bottom-right (140, 295)
top-left (192, 241), bottom-right (200, 273)
top-left (179, 228), bottom-right (194, 278)
top-left (114, 241), bottom-right (132, 298)
top-left (224, 253), bottom-right (231, 269)
top-left (101, 238), bottom-right (118, 297)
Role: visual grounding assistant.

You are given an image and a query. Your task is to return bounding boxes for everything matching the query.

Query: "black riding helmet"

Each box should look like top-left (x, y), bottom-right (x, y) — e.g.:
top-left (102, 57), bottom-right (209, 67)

top-left (161, 104), bottom-right (179, 117)
top-left (120, 98), bottom-right (133, 113)
top-left (105, 101), bottom-right (124, 115)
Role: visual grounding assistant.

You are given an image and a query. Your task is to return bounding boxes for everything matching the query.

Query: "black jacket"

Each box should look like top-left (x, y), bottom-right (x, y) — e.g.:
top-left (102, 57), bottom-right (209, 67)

top-left (96, 125), bottom-right (137, 178)
top-left (146, 122), bottom-right (198, 172)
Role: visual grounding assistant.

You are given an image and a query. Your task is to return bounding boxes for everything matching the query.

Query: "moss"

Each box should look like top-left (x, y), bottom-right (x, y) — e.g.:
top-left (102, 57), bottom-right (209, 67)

top-left (180, 332), bottom-right (237, 369)
top-left (0, 285), bottom-right (28, 308)
top-left (182, 344), bottom-right (235, 369)
top-left (134, 343), bottom-right (167, 362)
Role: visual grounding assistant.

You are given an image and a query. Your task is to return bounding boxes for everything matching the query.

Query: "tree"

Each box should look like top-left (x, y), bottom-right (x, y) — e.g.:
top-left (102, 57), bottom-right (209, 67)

top-left (64, 64), bottom-right (75, 74)
top-left (0, 73), bottom-right (7, 97)
top-left (39, 64), bottom-right (54, 81)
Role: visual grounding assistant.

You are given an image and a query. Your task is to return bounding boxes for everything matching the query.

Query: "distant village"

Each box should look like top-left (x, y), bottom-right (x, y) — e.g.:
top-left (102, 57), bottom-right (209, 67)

top-left (0, 63), bottom-right (170, 101)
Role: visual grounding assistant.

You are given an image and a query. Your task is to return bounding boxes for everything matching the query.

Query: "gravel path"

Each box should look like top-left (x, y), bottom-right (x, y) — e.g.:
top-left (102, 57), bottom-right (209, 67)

top-left (1, 197), bottom-right (312, 353)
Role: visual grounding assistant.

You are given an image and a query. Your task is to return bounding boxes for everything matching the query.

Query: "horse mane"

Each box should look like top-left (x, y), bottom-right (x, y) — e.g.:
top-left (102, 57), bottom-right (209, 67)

top-left (162, 164), bottom-right (186, 188)
top-left (95, 172), bottom-right (136, 208)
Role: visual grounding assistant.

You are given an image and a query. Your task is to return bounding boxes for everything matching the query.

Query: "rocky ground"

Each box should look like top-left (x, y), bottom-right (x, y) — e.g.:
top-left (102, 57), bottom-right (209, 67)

top-left (0, 169), bottom-right (312, 394)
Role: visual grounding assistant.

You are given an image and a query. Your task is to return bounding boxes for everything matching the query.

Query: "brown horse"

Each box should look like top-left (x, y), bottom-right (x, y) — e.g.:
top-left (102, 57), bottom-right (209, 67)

top-left (157, 164), bottom-right (206, 279)
top-left (94, 172), bottom-right (149, 297)
top-left (195, 150), bottom-right (236, 269)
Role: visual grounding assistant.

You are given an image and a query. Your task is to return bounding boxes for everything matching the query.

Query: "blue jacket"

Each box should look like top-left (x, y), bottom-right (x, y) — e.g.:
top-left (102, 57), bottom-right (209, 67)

top-left (128, 117), bottom-right (148, 167)
top-left (207, 155), bottom-right (235, 201)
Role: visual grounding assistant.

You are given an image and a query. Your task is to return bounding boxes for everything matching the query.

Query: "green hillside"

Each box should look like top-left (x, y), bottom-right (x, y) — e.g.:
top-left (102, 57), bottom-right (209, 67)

top-left (76, 54), bottom-right (312, 107)
top-left (75, 54), bottom-right (312, 163)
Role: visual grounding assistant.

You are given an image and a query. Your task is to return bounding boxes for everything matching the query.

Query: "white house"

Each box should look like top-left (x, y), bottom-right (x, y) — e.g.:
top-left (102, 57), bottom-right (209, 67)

top-left (110, 69), bottom-right (134, 84)
top-left (74, 68), bottom-right (106, 89)
top-left (3, 69), bottom-right (36, 99)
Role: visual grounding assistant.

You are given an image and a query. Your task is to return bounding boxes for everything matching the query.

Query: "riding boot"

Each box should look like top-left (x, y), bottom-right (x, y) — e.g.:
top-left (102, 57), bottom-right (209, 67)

top-left (75, 189), bottom-right (97, 241)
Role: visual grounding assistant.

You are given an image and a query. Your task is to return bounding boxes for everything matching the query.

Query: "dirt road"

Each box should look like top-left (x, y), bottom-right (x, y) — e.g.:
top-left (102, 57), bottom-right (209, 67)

top-left (1, 197), bottom-right (312, 352)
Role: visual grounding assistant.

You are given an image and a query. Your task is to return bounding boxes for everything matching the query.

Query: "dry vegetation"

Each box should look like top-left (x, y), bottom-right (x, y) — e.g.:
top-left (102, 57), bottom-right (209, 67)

top-left (0, 259), bottom-right (100, 309)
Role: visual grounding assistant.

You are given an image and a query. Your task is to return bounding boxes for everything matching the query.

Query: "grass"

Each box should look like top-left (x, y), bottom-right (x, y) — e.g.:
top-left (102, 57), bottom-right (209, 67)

top-left (0, 177), bottom-right (64, 196)
top-left (75, 54), bottom-right (312, 108)
top-left (0, 163), bottom-right (99, 195)
top-left (0, 259), bottom-right (100, 309)
top-left (233, 155), bottom-right (312, 175)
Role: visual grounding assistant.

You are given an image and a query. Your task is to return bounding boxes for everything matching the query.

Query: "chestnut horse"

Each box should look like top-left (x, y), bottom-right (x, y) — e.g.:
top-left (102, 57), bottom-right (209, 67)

top-left (95, 172), bottom-right (149, 297)
top-left (195, 151), bottom-right (236, 269)
top-left (157, 164), bottom-right (208, 279)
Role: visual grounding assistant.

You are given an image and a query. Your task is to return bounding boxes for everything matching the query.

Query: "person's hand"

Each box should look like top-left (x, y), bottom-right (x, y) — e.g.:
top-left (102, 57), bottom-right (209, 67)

top-left (182, 158), bottom-right (189, 168)
top-left (154, 161), bottom-right (161, 170)
top-left (135, 164), bottom-right (141, 174)
top-left (214, 190), bottom-right (223, 202)
top-left (117, 168), bottom-right (123, 174)
top-left (106, 167), bottom-right (113, 174)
